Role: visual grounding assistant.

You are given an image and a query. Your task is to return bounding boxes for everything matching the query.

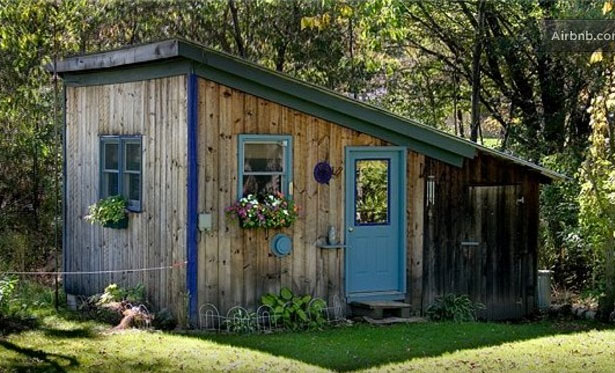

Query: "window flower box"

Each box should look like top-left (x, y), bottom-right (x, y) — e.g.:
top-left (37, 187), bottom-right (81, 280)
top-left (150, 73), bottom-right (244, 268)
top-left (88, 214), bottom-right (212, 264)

top-left (85, 195), bottom-right (129, 230)
top-left (225, 193), bottom-right (299, 230)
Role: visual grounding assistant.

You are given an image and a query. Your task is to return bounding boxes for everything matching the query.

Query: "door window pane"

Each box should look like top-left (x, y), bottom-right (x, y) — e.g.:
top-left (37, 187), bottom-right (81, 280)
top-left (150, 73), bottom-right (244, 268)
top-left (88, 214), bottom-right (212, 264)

top-left (125, 143), bottom-right (141, 171)
top-left (104, 142), bottom-right (119, 170)
top-left (244, 143), bottom-right (284, 172)
top-left (355, 159), bottom-right (389, 225)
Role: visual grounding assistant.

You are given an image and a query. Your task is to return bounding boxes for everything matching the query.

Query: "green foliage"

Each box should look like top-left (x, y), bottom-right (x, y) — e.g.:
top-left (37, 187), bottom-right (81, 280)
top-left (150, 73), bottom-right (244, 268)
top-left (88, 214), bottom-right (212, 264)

top-left (426, 294), bottom-right (484, 322)
top-left (578, 61), bottom-right (615, 318)
top-left (84, 196), bottom-right (127, 226)
top-left (539, 151), bottom-right (598, 291)
top-left (152, 308), bottom-right (178, 331)
top-left (0, 275), bottom-right (19, 316)
top-left (225, 308), bottom-right (257, 334)
top-left (260, 288), bottom-right (326, 330)
top-left (355, 160), bottom-right (388, 223)
top-left (97, 283), bottom-right (145, 305)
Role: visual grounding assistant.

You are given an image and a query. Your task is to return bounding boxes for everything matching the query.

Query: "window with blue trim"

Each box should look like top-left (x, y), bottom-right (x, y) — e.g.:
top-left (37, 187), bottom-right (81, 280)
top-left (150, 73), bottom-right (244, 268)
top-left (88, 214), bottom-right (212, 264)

top-left (238, 135), bottom-right (292, 198)
top-left (100, 135), bottom-right (142, 211)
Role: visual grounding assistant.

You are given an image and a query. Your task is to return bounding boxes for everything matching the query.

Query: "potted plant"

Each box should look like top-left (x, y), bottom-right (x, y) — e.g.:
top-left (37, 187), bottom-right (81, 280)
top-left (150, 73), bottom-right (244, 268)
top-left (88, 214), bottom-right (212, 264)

top-left (225, 193), bottom-right (299, 229)
top-left (85, 195), bottom-right (129, 229)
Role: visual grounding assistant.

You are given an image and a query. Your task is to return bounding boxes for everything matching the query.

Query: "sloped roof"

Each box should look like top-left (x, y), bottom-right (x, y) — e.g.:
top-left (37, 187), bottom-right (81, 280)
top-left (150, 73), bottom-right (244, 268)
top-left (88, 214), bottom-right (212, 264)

top-left (50, 38), bottom-right (563, 181)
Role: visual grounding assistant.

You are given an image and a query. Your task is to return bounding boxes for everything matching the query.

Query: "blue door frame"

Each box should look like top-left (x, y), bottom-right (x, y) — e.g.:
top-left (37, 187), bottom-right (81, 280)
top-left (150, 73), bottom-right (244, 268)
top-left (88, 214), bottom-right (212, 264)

top-left (344, 146), bottom-right (407, 302)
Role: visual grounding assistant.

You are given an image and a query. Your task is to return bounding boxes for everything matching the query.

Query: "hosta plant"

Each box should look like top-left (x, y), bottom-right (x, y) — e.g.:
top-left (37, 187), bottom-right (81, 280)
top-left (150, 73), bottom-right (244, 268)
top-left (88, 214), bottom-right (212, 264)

top-left (260, 287), bottom-right (326, 330)
top-left (225, 193), bottom-right (299, 229)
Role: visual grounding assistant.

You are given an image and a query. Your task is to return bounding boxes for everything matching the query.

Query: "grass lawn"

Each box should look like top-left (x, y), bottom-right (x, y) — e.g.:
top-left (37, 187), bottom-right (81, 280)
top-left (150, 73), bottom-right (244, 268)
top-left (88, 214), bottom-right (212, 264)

top-left (1, 309), bottom-right (615, 372)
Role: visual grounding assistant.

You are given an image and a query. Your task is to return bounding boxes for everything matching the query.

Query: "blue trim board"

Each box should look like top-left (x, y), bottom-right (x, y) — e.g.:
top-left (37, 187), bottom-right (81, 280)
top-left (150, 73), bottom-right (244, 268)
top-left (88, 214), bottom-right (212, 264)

top-left (186, 73), bottom-right (199, 324)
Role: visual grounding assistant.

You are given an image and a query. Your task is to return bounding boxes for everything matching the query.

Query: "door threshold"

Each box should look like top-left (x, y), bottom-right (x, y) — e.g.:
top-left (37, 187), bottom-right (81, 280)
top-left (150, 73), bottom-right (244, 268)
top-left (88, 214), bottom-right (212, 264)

top-left (346, 291), bottom-right (406, 302)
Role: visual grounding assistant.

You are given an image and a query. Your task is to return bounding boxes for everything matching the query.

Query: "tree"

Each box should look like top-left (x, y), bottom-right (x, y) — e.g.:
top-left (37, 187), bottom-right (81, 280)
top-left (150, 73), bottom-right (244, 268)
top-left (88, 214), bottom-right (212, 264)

top-left (579, 62), bottom-right (615, 320)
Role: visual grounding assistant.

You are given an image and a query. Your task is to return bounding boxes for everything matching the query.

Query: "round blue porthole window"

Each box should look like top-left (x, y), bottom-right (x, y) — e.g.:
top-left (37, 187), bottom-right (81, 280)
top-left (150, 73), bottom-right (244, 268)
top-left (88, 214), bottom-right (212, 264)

top-left (270, 233), bottom-right (293, 257)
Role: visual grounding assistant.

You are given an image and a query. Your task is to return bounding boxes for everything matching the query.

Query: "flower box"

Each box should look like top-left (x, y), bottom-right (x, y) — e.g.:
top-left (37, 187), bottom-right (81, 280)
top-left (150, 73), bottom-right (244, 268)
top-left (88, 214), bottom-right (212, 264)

top-left (226, 193), bottom-right (299, 230)
top-left (85, 195), bottom-right (129, 229)
top-left (102, 215), bottom-right (129, 229)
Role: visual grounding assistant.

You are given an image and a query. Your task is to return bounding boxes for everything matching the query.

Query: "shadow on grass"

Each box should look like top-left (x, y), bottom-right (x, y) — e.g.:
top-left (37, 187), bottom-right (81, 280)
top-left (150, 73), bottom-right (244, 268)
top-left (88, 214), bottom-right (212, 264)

top-left (41, 325), bottom-right (99, 339)
top-left (184, 319), bottom-right (614, 371)
top-left (0, 340), bottom-right (79, 373)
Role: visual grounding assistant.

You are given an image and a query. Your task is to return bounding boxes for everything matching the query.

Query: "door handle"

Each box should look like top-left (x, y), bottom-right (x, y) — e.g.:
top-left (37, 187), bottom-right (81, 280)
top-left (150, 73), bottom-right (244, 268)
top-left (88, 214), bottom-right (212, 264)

top-left (348, 227), bottom-right (354, 232)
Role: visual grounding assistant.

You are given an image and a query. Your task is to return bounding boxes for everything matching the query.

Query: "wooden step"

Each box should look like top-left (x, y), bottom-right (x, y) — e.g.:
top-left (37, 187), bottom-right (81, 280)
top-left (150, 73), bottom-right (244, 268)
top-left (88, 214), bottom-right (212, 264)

top-left (350, 301), bottom-right (412, 319)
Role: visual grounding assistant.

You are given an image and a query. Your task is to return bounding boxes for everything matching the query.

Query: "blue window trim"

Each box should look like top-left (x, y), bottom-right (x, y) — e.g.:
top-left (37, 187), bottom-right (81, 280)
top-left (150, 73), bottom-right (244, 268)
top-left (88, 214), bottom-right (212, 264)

top-left (99, 135), bottom-right (143, 212)
top-left (237, 134), bottom-right (293, 199)
top-left (354, 158), bottom-right (391, 227)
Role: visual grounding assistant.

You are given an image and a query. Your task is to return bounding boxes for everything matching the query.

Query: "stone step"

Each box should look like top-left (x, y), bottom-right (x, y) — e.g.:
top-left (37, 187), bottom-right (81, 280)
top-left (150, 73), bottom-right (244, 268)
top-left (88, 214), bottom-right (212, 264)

top-left (350, 301), bottom-right (412, 319)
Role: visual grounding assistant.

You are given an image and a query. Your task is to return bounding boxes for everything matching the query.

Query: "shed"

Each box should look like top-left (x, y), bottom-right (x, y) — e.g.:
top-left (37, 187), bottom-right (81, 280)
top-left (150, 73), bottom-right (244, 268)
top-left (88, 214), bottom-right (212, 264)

top-left (51, 39), bottom-right (561, 322)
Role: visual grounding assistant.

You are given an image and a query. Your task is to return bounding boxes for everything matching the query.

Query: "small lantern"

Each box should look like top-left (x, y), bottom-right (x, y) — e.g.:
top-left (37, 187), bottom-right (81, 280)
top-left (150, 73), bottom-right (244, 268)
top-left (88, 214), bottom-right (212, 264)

top-left (427, 175), bottom-right (436, 206)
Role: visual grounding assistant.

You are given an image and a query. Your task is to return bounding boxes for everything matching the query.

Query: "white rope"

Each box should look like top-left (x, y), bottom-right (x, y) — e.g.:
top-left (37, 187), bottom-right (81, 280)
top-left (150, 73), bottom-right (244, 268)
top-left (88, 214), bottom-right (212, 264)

top-left (2, 261), bottom-right (187, 276)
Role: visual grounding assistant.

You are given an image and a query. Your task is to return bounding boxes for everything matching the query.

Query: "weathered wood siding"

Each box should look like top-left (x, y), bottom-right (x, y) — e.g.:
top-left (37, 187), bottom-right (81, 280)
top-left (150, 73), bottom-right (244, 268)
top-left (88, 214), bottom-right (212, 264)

top-left (64, 73), bottom-right (540, 321)
top-left (418, 154), bottom-right (540, 319)
top-left (65, 76), bottom-right (188, 318)
top-left (196, 78), bottom-right (392, 313)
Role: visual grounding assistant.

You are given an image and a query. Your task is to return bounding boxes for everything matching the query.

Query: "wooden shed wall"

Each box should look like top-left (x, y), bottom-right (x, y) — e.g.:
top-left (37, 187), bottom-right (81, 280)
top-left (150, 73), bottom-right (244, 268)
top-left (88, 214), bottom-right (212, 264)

top-left (416, 153), bottom-right (540, 319)
top-left (194, 77), bottom-right (410, 313)
top-left (64, 76), bottom-right (188, 317)
top-left (64, 73), bottom-right (540, 321)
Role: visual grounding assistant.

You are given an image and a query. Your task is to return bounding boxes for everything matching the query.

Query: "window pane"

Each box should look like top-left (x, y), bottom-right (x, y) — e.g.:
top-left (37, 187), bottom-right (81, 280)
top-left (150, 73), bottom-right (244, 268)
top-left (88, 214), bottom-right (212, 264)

top-left (103, 172), bottom-right (119, 197)
top-left (104, 142), bottom-right (119, 170)
top-left (125, 142), bottom-right (141, 171)
top-left (242, 174), bottom-right (282, 197)
top-left (355, 160), bottom-right (389, 225)
top-left (244, 143), bottom-right (284, 172)
top-left (124, 173), bottom-right (140, 202)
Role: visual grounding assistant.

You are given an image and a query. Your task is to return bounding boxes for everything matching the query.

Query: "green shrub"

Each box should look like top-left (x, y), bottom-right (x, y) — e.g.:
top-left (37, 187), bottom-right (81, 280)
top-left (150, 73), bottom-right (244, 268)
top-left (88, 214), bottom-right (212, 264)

top-left (260, 287), bottom-right (327, 330)
top-left (224, 308), bottom-right (257, 334)
top-left (97, 283), bottom-right (145, 305)
top-left (152, 309), bottom-right (178, 331)
top-left (426, 294), bottom-right (484, 322)
top-left (85, 195), bottom-right (127, 226)
top-left (0, 275), bottom-right (18, 316)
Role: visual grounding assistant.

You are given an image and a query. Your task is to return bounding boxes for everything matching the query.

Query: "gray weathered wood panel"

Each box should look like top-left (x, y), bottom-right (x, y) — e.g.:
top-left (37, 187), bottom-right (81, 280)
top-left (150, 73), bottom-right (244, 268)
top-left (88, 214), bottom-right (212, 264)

top-left (65, 76), bottom-right (188, 318)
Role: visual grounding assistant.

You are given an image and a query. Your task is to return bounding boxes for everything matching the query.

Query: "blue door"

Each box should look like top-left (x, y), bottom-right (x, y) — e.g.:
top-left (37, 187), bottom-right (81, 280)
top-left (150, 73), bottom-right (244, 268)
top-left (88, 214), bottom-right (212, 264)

top-left (345, 147), bottom-right (406, 301)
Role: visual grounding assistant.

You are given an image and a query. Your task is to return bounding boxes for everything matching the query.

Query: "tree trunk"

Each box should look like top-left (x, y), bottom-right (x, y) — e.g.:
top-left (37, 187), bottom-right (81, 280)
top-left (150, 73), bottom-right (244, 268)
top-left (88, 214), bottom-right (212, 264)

top-left (228, 0), bottom-right (246, 58)
top-left (457, 109), bottom-right (465, 138)
top-left (470, 0), bottom-right (485, 142)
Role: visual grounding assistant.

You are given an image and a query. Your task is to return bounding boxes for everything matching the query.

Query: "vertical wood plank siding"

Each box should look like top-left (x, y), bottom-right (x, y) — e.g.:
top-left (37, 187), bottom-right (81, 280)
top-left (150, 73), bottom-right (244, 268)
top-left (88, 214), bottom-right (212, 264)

top-left (65, 76), bottom-right (188, 316)
top-left (65, 74), bottom-right (540, 321)
top-left (421, 154), bottom-right (540, 320)
top-left (196, 77), bottom-right (388, 313)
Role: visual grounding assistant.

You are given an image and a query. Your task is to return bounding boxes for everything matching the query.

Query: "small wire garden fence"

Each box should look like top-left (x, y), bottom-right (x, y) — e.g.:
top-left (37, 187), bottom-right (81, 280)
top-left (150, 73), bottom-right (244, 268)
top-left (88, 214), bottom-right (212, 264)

top-left (198, 295), bottom-right (345, 333)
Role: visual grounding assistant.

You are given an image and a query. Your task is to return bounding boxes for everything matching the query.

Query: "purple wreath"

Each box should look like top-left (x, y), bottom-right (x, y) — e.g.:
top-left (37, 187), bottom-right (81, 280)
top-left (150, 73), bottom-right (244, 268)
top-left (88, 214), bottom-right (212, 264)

top-left (314, 162), bottom-right (333, 184)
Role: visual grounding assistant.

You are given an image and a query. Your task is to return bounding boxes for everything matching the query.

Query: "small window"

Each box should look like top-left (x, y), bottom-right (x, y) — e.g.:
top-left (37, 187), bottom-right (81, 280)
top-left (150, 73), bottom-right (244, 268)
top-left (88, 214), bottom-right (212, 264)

top-left (100, 136), bottom-right (142, 211)
top-left (238, 135), bottom-right (292, 198)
